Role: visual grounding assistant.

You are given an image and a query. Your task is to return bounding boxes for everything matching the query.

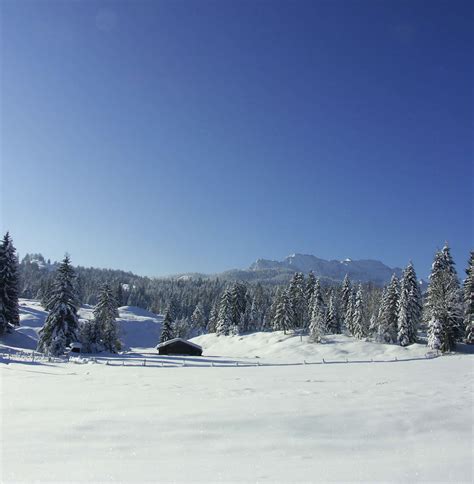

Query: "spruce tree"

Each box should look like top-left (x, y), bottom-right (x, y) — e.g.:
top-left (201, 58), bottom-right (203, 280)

top-left (426, 245), bottom-right (463, 352)
top-left (326, 293), bottom-right (340, 334)
top-left (345, 289), bottom-right (355, 335)
top-left (0, 232), bottom-right (20, 334)
top-left (377, 275), bottom-right (399, 343)
top-left (207, 301), bottom-right (219, 333)
top-left (352, 284), bottom-right (366, 339)
top-left (160, 309), bottom-right (174, 343)
top-left (463, 252), bottom-right (474, 344)
top-left (37, 255), bottom-right (80, 355)
top-left (94, 283), bottom-right (120, 352)
top-left (397, 262), bottom-right (422, 346)
top-left (309, 285), bottom-right (326, 342)
top-left (273, 289), bottom-right (292, 334)
top-left (191, 303), bottom-right (205, 334)
top-left (216, 288), bottom-right (233, 336)
top-left (289, 272), bottom-right (306, 330)
top-left (340, 275), bottom-right (352, 330)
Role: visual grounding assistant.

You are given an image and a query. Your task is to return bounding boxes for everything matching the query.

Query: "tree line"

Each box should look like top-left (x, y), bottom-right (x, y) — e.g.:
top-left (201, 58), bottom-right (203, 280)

top-left (1, 232), bottom-right (473, 355)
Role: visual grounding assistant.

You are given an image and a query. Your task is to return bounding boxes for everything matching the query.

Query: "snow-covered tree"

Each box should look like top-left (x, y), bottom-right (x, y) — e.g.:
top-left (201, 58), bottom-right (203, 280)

top-left (340, 275), bottom-right (352, 330)
top-left (160, 309), bottom-right (174, 343)
top-left (37, 255), bottom-right (80, 355)
top-left (0, 232), bottom-right (20, 334)
top-left (463, 252), bottom-right (474, 344)
top-left (397, 262), bottom-right (422, 346)
top-left (289, 272), bottom-right (306, 330)
top-left (216, 288), bottom-right (233, 336)
top-left (230, 282), bottom-right (247, 333)
top-left (191, 302), bottom-right (206, 335)
top-left (326, 292), bottom-right (340, 334)
top-left (426, 245), bottom-right (463, 352)
top-left (207, 301), bottom-right (219, 333)
top-left (305, 271), bottom-right (317, 319)
top-left (273, 289), bottom-right (292, 334)
top-left (93, 283), bottom-right (120, 352)
top-left (345, 289), bottom-right (355, 335)
top-left (352, 284), bottom-right (366, 339)
top-left (376, 275), bottom-right (399, 343)
top-left (309, 286), bottom-right (326, 343)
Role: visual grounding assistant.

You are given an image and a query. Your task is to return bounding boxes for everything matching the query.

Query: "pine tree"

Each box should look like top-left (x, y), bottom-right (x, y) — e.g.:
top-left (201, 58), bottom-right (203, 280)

top-left (37, 255), bottom-right (80, 355)
top-left (230, 282), bottom-right (247, 333)
top-left (426, 245), bottom-right (463, 352)
top-left (273, 289), bottom-right (292, 334)
top-left (0, 232), bottom-right (20, 334)
top-left (340, 275), bottom-right (352, 330)
top-left (397, 262), bottom-right (422, 346)
top-left (463, 252), bottom-right (474, 344)
top-left (345, 289), bottom-right (355, 335)
top-left (289, 272), bottom-right (306, 330)
top-left (191, 303), bottom-right (206, 335)
top-left (309, 286), bottom-right (326, 342)
top-left (326, 293), bottom-right (340, 334)
top-left (377, 275), bottom-right (399, 343)
top-left (352, 284), bottom-right (367, 339)
top-left (207, 301), bottom-right (219, 333)
top-left (94, 283), bottom-right (120, 352)
top-left (160, 309), bottom-right (174, 343)
top-left (216, 288), bottom-right (233, 336)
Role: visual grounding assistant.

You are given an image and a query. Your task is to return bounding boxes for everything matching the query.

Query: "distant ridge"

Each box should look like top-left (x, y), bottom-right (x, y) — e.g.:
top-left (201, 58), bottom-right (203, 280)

top-left (212, 253), bottom-right (403, 285)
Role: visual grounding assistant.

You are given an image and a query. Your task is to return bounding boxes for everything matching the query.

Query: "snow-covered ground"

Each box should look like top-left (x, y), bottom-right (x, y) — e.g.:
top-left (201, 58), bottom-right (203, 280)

top-left (1, 300), bottom-right (473, 482)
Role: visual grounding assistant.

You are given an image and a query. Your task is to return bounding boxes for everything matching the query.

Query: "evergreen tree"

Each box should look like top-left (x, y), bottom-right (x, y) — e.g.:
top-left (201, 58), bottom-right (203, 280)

top-left (463, 252), bottom-right (474, 344)
top-left (397, 262), bottom-right (422, 346)
top-left (426, 245), bottom-right (463, 352)
top-left (326, 293), bottom-right (340, 334)
top-left (94, 283), bottom-right (120, 352)
top-left (160, 309), bottom-right (174, 343)
top-left (340, 275), bottom-right (352, 330)
top-left (345, 289), bottom-right (355, 335)
top-left (0, 232), bottom-right (20, 334)
top-left (37, 256), bottom-right (80, 355)
top-left (116, 283), bottom-right (125, 307)
top-left (352, 284), bottom-right (366, 339)
top-left (207, 300), bottom-right (219, 333)
top-left (289, 272), bottom-right (306, 330)
top-left (216, 288), bottom-right (233, 336)
top-left (191, 302), bottom-right (206, 334)
top-left (309, 285), bottom-right (326, 342)
top-left (273, 289), bottom-right (292, 334)
top-left (230, 282), bottom-right (247, 332)
top-left (377, 275), bottom-right (399, 343)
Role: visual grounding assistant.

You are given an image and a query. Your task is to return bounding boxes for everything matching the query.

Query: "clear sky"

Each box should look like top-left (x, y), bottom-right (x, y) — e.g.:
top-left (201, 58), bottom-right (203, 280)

top-left (1, 0), bottom-right (472, 278)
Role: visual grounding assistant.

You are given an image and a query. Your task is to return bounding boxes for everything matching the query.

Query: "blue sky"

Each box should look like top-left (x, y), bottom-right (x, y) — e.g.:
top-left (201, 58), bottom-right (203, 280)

top-left (1, 0), bottom-right (472, 278)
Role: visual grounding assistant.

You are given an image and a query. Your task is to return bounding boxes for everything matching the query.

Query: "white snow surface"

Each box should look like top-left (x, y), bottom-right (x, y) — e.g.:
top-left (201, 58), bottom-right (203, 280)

top-left (4, 299), bottom-right (163, 351)
top-left (1, 299), bottom-right (473, 482)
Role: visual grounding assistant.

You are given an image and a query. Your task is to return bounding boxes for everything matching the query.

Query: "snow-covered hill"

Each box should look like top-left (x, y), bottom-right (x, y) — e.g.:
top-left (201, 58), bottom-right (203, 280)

top-left (191, 332), bottom-right (430, 363)
top-left (1, 299), bottom-right (163, 351)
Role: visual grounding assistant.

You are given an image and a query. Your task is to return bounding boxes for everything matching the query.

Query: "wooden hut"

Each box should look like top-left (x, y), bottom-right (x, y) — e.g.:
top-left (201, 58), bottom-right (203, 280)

top-left (156, 338), bottom-right (203, 356)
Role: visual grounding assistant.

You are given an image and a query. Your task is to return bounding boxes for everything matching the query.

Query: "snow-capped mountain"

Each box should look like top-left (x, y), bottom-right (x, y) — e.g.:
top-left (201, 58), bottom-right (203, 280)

top-left (246, 253), bottom-right (403, 285)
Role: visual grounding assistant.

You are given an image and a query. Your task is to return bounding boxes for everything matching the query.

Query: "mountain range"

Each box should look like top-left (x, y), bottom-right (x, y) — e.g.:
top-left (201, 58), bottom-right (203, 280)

top-left (179, 253), bottom-right (404, 286)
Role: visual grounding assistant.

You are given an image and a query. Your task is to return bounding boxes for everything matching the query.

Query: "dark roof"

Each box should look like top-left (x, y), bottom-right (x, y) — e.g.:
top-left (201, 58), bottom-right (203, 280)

top-left (156, 338), bottom-right (202, 351)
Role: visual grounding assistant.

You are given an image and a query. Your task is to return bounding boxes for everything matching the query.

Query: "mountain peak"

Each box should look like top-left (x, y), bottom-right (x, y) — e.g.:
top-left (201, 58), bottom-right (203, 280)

top-left (248, 253), bottom-right (402, 285)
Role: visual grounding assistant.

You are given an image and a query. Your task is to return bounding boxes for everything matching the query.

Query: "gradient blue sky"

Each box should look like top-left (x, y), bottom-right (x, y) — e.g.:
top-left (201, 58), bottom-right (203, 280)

top-left (1, 0), bottom-right (472, 278)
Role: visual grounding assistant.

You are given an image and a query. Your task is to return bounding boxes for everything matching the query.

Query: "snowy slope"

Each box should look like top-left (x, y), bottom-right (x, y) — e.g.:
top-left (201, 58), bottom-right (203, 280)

top-left (191, 332), bottom-right (431, 363)
top-left (1, 354), bottom-right (472, 482)
top-left (1, 299), bottom-right (162, 351)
